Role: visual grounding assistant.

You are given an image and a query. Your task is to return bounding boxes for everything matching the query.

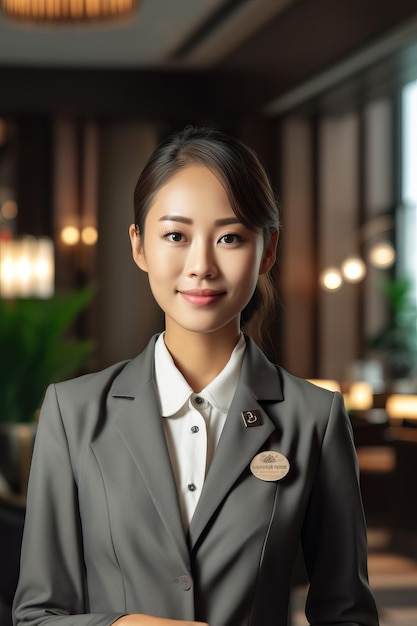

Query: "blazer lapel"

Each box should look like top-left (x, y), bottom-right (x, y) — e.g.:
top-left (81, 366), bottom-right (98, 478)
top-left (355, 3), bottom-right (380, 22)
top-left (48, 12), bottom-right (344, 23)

top-left (103, 336), bottom-right (285, 561)
top-left (109, 337), bottom-right (189, 565)
top-left (188, 338), bottom-right (284, 551)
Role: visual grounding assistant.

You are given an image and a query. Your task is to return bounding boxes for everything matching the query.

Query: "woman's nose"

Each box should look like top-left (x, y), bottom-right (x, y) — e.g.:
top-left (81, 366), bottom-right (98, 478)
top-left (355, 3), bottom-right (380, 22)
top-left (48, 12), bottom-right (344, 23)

top-left (186, 240), bottom-right (218, 279)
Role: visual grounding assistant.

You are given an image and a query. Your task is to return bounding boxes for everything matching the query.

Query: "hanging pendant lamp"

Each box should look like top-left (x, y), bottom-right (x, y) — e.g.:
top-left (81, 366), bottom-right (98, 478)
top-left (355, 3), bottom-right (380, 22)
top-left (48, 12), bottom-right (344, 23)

top-left (0, 0), bottom-right (137, 22)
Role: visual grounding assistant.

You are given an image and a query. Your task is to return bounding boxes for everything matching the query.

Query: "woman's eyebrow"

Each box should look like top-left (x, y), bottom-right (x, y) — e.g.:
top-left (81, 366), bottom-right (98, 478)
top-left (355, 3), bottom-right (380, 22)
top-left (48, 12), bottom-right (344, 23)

top-left (158, 215), bottom-right (241, 226)
top-left (215, 217), bottom-right (241, 226)
top-left (158, 215), bottom-right (192, 224)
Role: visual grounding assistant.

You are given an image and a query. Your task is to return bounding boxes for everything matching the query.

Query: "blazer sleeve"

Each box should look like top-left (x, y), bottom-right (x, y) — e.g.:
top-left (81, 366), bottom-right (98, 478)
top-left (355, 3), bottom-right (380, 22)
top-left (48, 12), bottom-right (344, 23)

top-left (301, 392), bottom-right (379, 626)
top-left (13, 384), bottom-right (124, 626)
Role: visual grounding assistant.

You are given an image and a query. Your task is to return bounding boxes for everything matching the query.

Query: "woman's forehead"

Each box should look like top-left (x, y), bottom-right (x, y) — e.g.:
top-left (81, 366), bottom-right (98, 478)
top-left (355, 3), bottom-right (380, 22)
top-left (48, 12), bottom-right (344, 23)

top-left (147, 165), bottom-right (234, 216)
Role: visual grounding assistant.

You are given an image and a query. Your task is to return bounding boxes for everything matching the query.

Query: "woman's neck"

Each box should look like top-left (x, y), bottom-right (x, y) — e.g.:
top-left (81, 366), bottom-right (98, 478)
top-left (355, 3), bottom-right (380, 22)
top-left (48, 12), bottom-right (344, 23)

top-left (163, 325), bottom-right (241, 392)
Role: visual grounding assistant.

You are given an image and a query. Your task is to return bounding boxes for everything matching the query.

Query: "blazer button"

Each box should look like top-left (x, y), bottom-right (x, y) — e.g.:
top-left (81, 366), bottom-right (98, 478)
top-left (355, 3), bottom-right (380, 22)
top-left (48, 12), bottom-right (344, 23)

top-left (178, 575), bottom-right (192, 591)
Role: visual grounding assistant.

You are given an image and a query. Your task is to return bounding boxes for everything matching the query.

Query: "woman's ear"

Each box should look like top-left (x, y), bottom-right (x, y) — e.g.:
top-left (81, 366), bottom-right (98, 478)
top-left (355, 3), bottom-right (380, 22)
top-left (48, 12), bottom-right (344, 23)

top-left (259, 229), bottom-right (279, 274)
top-left (129, 224), bottom-right (148, 272)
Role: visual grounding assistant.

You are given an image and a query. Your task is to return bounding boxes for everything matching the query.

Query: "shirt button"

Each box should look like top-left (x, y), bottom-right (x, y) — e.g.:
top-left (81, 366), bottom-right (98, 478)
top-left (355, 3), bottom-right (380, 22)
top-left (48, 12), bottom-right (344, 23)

top-left (191, 425), bottom-right (199, 434)
top-left (194, 395), bottom-right (205, 405)
top-left (188, 483), bottom-right (197, 492)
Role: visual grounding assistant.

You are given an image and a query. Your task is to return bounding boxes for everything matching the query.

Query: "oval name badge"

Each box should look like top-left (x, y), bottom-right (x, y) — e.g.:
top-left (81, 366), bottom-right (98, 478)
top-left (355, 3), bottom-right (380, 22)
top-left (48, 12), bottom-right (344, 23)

top-left (250, 451), bottom-right (290, 482)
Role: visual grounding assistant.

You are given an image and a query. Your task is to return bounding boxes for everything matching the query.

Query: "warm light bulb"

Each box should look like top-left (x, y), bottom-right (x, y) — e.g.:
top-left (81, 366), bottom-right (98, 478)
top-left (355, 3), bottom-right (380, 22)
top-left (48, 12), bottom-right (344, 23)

top-left (368, 241), bottom-right (396, 268)
top-left (61, 226), bottom-right (80, 246)
top-left (341, 256), bottom-right (366, 283)
top-left (81, 226), bottom-right (98, 246)
top-left (319, 267), bottom-right (343, 291)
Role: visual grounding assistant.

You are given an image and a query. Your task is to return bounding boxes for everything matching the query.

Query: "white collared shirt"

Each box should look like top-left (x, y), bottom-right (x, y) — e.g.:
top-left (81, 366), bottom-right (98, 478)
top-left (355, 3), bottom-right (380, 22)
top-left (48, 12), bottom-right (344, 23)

top-left (154, 333), bottom-right (246, 530)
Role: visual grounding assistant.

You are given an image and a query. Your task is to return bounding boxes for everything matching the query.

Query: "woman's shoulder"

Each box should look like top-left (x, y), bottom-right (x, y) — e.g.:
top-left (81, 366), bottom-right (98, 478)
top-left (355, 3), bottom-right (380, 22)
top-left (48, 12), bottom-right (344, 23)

top-left (50, 335), bottom-right (158, 407)
top-left (277, 365), bottom-right (343, 416)
top-left (54, 358), bottom-right (131, 396)
top-left (243, 336), bottom-right (341, 412)
top-left (37, 339), bottom-right (158, 447)
top-left (279, 366), bottom-right (337, 397)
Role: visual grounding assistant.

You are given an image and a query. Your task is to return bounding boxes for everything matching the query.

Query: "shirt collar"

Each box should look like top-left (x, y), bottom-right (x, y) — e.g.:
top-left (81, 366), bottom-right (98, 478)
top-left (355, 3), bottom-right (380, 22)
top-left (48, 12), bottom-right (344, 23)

top-left (154, 333), bottom-right (246, 417)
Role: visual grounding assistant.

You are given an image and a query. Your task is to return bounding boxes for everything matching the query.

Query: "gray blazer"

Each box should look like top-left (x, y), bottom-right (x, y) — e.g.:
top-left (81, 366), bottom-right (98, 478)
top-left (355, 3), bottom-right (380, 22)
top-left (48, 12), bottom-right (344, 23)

top-left (13, 335), bottom-right (378, 626)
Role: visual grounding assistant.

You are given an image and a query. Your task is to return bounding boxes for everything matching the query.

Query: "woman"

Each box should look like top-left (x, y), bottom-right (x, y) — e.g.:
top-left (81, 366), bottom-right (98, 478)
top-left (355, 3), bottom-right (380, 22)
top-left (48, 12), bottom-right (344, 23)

top-left (14, 127), bottom-right (379, 626)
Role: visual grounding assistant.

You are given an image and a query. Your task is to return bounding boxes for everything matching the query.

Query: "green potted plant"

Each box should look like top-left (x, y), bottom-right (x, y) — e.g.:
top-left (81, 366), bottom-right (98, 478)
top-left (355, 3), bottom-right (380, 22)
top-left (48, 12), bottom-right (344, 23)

top-left (0, 287), bottom-right (95, 498)
top-left (368, 276), bottom-right (417, 383)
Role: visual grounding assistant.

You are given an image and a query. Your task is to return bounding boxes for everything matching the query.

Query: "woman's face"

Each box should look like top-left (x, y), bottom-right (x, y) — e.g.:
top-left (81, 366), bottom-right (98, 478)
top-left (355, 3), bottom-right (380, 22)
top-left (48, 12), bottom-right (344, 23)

top-left (130, 164), bottom-right (276, 340)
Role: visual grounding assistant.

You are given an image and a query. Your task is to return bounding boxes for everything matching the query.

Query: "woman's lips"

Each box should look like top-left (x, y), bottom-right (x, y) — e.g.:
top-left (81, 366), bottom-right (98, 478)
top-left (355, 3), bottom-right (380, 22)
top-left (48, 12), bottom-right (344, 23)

top-left (179, 289), bottom-right (225, 306)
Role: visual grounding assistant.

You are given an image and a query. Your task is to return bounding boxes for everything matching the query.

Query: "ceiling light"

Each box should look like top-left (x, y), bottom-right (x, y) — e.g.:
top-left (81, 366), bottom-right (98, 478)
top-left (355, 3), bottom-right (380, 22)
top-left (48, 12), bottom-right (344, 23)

top-left (61, 226), bottom-right (80, 246)
top-left (0, 0), bottom-right (137, 22)
top-left (341, 255), bottom-right (366, 283)
top-left (368, 241), bottom-right (396, 268)
top-left (81, 226), bottom-right (98, 246)
top-left (319, 267), bottom-right (343, 291)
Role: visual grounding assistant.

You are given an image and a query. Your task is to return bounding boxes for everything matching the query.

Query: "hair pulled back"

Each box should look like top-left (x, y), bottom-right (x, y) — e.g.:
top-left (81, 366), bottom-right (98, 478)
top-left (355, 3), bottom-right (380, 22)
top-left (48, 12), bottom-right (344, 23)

top-left (133, 126), bottom-right (280, 348)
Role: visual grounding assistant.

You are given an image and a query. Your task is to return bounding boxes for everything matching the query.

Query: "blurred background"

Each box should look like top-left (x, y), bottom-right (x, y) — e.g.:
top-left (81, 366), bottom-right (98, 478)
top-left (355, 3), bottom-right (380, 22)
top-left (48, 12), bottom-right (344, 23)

top-left (0, 1), bottom-right (417, 625)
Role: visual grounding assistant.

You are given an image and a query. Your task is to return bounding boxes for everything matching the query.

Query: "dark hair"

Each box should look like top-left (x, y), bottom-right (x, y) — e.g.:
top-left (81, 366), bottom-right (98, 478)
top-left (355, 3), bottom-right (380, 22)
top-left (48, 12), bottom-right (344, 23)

top-left (133, 126), bottom-right (280, 347)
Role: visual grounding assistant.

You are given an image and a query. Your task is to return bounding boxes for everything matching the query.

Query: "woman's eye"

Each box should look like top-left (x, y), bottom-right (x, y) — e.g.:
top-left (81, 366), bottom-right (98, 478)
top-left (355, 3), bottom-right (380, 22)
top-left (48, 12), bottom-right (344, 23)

top-left (165, 231), bottom-right (184, 242)
top-left (219, 233), bottom-right (241, 244)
